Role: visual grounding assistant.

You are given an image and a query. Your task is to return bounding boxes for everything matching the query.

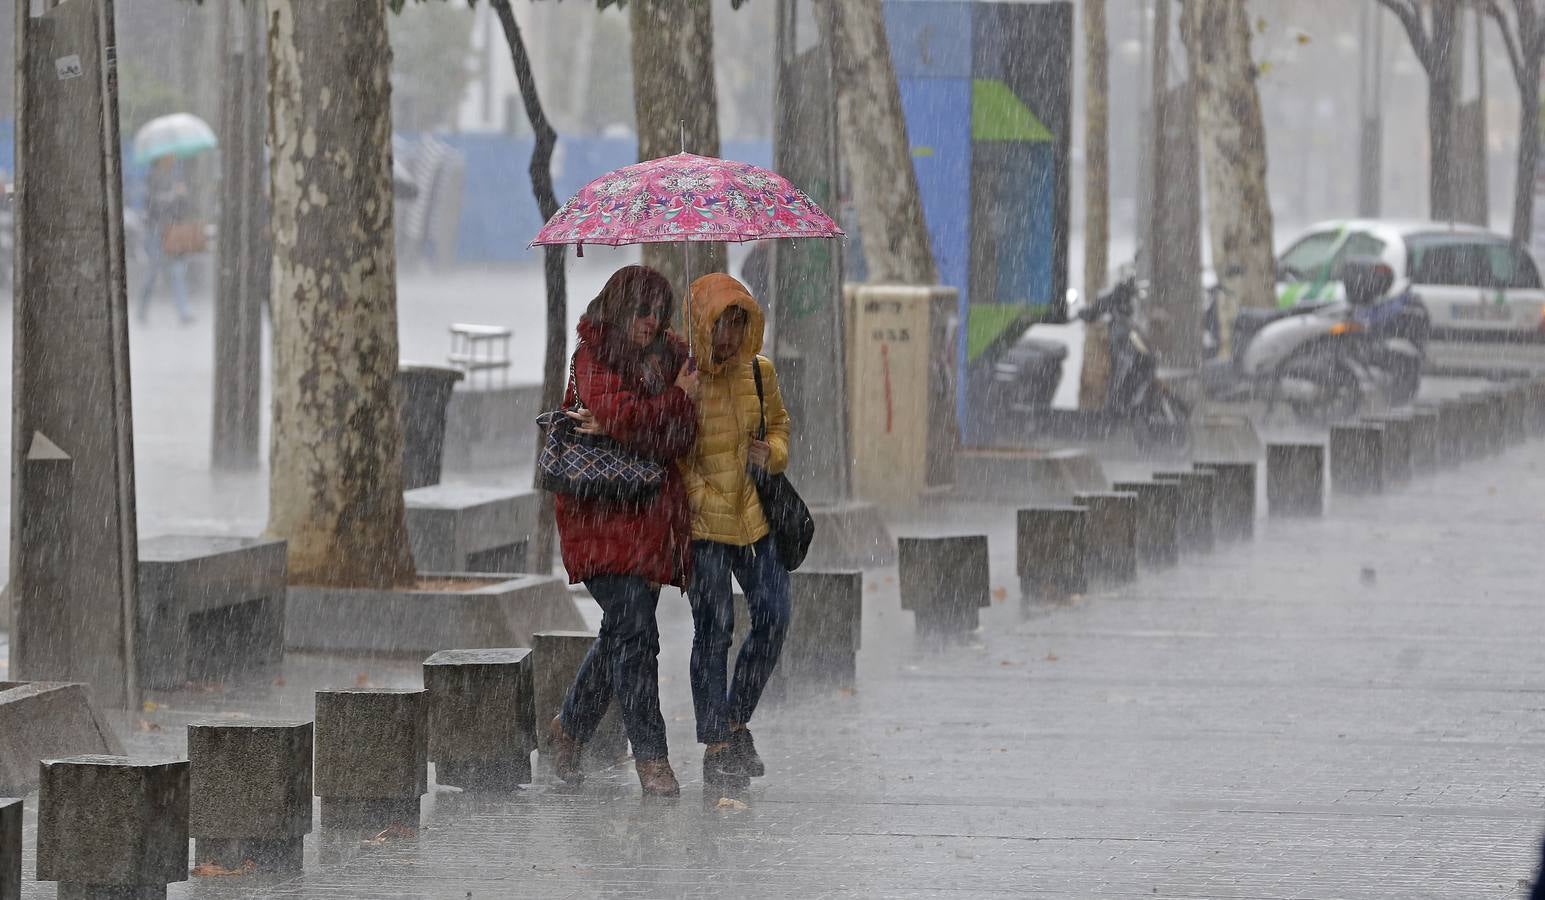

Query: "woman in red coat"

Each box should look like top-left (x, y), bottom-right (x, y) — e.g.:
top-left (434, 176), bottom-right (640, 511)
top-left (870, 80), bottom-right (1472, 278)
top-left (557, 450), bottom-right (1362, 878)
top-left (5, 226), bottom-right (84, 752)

top-left (551, 265), bottom-right (699, 797)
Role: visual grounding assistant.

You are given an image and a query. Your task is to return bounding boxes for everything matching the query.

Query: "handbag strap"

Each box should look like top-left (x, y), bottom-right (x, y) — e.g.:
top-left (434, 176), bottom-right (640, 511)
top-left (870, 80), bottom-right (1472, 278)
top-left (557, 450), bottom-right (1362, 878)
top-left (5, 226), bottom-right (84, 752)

top-left (566, 341), bottom-right (583, 411)
top-left (751, 358), bottom-right (767, 442)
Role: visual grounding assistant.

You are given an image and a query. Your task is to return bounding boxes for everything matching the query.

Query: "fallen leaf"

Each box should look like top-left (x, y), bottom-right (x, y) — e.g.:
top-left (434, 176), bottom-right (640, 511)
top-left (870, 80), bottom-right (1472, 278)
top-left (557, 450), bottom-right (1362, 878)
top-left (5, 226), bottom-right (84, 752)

top-left (837, 687), bottom-right (856, 697)
top-left (192, 860), bottom-right (255, 877)
top-left (362, 824), bottom-right (416, 845)
top-left (883, 576), bottom-right (894, 584)
top-left (1000, 660), bottom-right (1021, 667)
top-left (141, 700), bottom-right (160, 713)
top-left (136, 719), bottom-right (161, 732)
top-left (354, 672), bottom-right (372, 688)
top-left (271, 676), bottom-right (287, 687)
top-left (715, 797), bottom-right (749, 811)
top-left (991, 586), bottom-right (1008, 601)
top-left (1044, 653), bottom-right (1059, 662)
top-left (1488, 485), bottom-right (1498, 496)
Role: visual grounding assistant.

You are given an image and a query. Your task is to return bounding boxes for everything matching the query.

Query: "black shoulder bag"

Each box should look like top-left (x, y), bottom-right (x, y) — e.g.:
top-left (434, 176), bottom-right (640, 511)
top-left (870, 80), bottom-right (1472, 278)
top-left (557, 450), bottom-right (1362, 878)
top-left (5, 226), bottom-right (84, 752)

top-left (751, 358), bottom-right (815, 570)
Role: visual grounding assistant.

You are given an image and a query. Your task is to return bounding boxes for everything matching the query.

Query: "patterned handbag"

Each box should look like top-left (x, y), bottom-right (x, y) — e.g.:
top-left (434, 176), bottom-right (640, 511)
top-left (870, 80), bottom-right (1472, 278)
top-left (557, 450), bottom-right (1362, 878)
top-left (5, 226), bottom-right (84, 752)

top-left (534, 346), bottom-right (666, 502)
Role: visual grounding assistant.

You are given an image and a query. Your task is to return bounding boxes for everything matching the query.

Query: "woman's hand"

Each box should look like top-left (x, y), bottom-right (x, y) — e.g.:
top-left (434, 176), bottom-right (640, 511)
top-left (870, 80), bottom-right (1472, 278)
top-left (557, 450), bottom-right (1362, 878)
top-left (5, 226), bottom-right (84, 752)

top-left (675, 360), bottom-right (700, 402)
top-left (748, 437), bottom-right (771, 468)
top-left (565, 406), bottom-right (604, 436)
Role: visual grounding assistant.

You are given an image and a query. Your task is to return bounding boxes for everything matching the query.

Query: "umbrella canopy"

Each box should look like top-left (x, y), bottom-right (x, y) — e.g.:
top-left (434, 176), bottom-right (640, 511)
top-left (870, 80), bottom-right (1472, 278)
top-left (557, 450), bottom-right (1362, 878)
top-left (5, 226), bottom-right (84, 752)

top-left (531, 152), bottom-right (843, 250)
top-left (132, 113), bottom-right (217, 166)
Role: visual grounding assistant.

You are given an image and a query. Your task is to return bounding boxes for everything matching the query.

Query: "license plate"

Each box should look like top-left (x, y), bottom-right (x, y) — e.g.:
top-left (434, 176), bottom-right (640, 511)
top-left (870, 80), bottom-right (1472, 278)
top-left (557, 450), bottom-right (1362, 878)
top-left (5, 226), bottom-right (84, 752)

top-left (1450, 303), bottom-right (1512, 322)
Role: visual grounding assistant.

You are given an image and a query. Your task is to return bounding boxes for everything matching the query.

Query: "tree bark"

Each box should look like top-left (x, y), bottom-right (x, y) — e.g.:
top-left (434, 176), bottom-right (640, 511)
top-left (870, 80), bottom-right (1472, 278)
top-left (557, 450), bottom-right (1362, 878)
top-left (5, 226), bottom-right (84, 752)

top-left (265, 0), bottom-right (416, 588)
top-left (1079, 0), bottom-right (1111, 409)
top-left (832, 0), bottom-right (937, 285)
top-left (489, 0), bottom-right (565, 576)
top-left (630, 0), bottom-right (727, 297)
top-left (1426, 0), bottom-right (1460, 221)
top-left (1182, 0), bottom-right (1277, 354)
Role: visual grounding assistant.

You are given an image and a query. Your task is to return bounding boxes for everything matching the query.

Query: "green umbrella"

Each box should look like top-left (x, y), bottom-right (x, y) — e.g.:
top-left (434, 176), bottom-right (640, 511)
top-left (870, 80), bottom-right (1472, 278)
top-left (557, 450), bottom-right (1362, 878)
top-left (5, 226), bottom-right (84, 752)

top-left (132, 113), bottom-right (217, 166)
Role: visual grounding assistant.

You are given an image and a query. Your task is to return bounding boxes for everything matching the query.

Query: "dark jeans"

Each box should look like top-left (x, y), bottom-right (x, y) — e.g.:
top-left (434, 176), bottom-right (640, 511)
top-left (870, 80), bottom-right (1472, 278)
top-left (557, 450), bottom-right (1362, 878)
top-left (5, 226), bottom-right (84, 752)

top-left (687, 535), bottom-right (791, 744)
top-left (559, 575), bottom-right (668, 762)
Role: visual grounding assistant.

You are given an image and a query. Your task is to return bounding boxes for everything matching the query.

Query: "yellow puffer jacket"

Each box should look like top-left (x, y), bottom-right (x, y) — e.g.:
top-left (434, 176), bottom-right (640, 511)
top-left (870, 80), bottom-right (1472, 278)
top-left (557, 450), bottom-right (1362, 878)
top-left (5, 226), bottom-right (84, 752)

top-left (681, 273), bottom-right (792, 546)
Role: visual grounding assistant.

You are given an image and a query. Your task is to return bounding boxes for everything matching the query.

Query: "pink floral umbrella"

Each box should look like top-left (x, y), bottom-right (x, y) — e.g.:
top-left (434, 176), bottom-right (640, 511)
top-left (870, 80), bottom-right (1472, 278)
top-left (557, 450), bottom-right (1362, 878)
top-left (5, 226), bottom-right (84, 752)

top-left (531, 152), bottom-right (843, 357)
top-left (531, 152), bottom-right (843, 249)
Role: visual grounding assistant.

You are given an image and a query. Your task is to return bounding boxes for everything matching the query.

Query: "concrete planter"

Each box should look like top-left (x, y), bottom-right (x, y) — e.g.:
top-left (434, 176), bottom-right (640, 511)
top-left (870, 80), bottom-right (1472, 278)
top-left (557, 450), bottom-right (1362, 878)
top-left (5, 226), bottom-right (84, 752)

top-left (284, 574), bottom-right (582, 655)
top-left (0, 681), bottom-right (124, 795)
top-left (403, 485), bottom-right (539, 574)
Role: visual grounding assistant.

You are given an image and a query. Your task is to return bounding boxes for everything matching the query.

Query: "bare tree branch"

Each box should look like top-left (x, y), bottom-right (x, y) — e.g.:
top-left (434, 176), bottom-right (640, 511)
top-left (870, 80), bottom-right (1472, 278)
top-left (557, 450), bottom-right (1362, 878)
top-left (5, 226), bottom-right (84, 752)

top-left (1374, 0), bottom-right (1432, 68)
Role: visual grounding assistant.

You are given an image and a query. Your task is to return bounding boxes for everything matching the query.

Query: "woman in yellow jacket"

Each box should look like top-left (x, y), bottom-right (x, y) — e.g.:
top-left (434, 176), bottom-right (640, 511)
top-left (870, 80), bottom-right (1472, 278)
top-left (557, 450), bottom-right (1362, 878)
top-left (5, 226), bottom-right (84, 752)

top-left (681, 273), bottom-right (792, 785)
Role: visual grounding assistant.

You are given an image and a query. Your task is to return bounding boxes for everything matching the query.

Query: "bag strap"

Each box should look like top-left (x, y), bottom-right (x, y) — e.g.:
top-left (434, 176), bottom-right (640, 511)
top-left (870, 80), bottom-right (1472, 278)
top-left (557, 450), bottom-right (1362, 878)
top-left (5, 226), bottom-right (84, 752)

top-left (566, 340), bottom-right (583, 411)
top-left (751, 357), bottom-right (767, 442)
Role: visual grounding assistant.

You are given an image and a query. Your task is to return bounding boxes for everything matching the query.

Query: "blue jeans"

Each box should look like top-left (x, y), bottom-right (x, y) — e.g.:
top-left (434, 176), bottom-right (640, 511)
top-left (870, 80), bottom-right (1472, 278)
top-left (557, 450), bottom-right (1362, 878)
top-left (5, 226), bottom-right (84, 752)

top-left (559, 576), bottom-right (668, 762)
top-left (138, 233), bottom-right (191, 323)
top-left (688, 536), bottom-right (791, 744)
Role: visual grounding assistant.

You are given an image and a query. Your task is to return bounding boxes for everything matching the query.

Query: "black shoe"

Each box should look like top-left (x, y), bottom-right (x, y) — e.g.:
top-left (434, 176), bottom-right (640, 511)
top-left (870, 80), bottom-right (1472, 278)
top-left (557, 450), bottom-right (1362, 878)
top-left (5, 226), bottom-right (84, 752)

top-left (703, 746), bottom-right (752, 785)
top-left (730, 728), bottom-right (765, 777)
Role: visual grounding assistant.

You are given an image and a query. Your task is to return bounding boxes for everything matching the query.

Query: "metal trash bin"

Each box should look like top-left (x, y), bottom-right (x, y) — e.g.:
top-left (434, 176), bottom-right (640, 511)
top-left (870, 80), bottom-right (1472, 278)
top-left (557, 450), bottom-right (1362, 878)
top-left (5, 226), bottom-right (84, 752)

top-left (397, 362), bottom-right (465, 490)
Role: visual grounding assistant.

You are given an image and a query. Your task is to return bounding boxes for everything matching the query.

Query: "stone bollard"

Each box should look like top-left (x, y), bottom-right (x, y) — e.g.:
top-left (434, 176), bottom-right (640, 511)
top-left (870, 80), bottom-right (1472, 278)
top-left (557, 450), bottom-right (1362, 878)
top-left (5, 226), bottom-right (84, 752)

top-left (1266, 443), bottom-right (1325, 517)
top-left (1071, 492), bottom-right (1139, 584)
top-left (1015, 506), bottom-right (1087, 606)
top-left (531, 631), bottom-right (629, 771)
top-left (1432, 400), bottom-right (1466, 466)
top-left (314, 689), bottom-right (427, 830)
top-left (898, 536), bottom-right (990, 639)
top-left (1478, 393), bottom-right (1507, 456)
top-left (1458, 395), bottom-right (1495, 460)
top-left (188, 720), bottom-right (312, 873)
top-left (37, 756), bottom-right (189, 900)
top-left (1193, 462), bottom-right (1256, 540)
top-left (1110, 481), bottom-right (1181, 568)
top-left (1406, 408), bottom-right (1440, 473)
top-left (1154, 471), bottom-right (1216, 553)
top-left (1503, 384), bottom-right (1529, 445)
top-left (784, 571), bottom-right (864, 691)
top-left (1329, 424), bottom-right (1386, 496)
top-left (1362, 414), bottom-right (1413, 485)
top-left (1528, 379), bottom-right (1545, 435)
top-left (1, 797), bottom-right (18, 900)
top-left (424, 649), bottom-right (535, 792)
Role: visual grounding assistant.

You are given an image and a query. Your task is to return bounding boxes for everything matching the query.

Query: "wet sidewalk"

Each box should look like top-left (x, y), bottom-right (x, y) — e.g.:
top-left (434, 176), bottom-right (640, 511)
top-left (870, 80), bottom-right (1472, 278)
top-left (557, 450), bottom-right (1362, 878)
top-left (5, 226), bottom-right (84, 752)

top-left (6, 431), bottom-right (1545, 897)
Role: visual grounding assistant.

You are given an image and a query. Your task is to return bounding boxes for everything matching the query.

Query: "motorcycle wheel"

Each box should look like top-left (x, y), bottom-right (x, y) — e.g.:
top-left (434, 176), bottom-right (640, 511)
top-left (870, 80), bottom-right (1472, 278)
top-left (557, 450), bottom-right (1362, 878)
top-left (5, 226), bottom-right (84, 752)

top-left (1134, 390), bottom-right (1192, 454)
top-left (1284, 358), bottom-right (1360, 426)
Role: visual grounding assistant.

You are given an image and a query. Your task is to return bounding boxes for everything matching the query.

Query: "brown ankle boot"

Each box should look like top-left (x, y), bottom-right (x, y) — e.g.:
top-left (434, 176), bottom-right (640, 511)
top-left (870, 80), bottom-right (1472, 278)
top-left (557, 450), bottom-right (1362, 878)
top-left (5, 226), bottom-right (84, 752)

top-left (635, 757), bottom-right (680, 797)
top-left (549, 716), bottom-right (583, 785)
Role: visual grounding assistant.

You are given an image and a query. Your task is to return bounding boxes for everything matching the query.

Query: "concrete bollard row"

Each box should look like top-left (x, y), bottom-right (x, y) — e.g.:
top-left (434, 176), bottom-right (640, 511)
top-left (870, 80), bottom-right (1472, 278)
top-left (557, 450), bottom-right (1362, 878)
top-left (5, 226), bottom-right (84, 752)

top-left (314, 689), bottom-right (427, 831)
top-left (189, 720), bottom-right (312, 872)
top-left (1154, 471), bottom-right (1217, 554)
top-left (1071, 492), bottom-right (1139, 584)
top-left (1329, 424), bottom-right (1386, 496)
top-left (1015, 506), bottom-right (1087, 605)
top-left (423, 649), bottom-right (535, 792)
top-left (37, 756), bottom-right (190, 900)
top-left (1110, 481), bottom-right (1181, 568)
top-left (1194, 462), bottom-right (1256, 540)
top-left (1266, 443), bottom-right (1325, 517)
top-left (898, 536), bottom-right (990, 639)
top-left (1, 798), bottom-right (17, 900)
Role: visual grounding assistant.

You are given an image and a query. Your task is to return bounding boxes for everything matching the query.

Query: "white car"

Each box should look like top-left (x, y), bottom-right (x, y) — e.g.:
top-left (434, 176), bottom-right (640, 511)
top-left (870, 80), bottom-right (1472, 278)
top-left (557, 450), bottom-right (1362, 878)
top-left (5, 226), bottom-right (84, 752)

top-left (1274, 219), bottom-right (1545, 338)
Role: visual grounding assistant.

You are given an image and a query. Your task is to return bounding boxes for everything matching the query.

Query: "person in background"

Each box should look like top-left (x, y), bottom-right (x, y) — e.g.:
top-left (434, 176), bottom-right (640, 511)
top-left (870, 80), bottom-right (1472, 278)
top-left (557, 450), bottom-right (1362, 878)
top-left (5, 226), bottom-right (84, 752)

top-left (138, 155), bottom-right (195, 325)
top-left (549, 264), bottom-right (700, 798)
top-left (680, 272), bottom-right (793, 789)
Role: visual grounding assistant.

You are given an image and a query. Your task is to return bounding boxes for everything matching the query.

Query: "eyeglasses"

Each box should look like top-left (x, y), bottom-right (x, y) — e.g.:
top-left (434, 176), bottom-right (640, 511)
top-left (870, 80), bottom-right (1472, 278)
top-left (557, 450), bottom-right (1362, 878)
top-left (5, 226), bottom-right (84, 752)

top-left (635, 303), bottom-right (664, 319)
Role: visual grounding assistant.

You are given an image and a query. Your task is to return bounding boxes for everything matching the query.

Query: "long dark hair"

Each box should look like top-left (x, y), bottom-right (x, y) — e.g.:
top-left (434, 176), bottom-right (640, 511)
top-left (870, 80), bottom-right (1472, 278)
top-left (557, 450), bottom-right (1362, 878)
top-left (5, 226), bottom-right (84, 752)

top-left (583, 265), bottom-right (677, 391)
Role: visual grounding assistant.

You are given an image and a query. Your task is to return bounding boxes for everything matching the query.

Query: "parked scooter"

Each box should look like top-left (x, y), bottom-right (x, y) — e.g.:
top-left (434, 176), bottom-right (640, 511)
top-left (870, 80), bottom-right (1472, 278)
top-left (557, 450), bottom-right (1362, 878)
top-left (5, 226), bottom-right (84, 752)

top-left (1202, 257), bottom-right (1427, 424)
top-left (1077, 274), bottom-right (1191, 451)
